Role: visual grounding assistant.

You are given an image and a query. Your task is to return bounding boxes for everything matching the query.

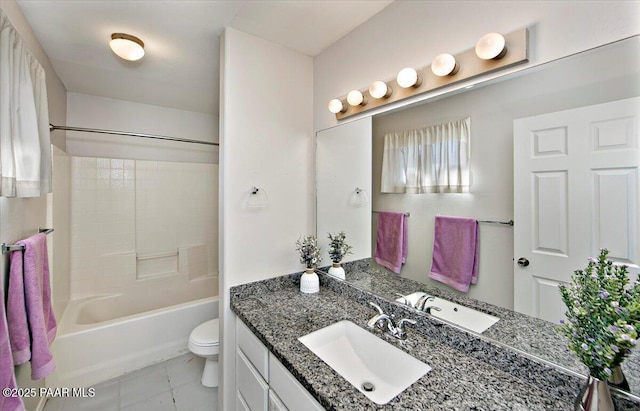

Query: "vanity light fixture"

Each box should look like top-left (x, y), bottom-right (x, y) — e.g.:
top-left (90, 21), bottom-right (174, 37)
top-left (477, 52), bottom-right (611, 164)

top-left (431, 53), bottom-right (459, 77)
top-left (346, 90), bottom-right (367, 106)
top-left (475, 32), bottom-right (507, 60)
top-left (109, 33), bottom-right (145, 61)
top-left (328, 98), bottom-right (347, 114)
top-left (369, 81), bottom-right (392, 99)
top-left (328, 28), bottom-right (527, 118)
top-left (396, 67), bottom-right (422, 88)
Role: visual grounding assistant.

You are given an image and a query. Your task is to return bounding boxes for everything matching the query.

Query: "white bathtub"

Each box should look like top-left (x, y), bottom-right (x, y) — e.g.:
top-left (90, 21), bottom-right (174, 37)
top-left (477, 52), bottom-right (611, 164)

top-left (47, 277), bottom-right (218, 388)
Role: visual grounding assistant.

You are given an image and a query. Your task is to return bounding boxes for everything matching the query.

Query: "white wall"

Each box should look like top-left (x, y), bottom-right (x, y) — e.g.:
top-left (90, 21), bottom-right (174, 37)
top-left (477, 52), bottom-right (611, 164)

top-left (0, 2), bottom-right (67, 409)
top-left (219, 27), bottom-right (313, 410)
top-left (66, 93), bottom-right (219, 164)
top-left (314, 0), bottom-right (640, 132)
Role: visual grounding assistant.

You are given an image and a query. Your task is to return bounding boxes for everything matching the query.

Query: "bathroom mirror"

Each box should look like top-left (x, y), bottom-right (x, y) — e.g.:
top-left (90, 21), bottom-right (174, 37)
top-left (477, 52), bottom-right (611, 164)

top-left (315, 36), bottom-right (640, 396)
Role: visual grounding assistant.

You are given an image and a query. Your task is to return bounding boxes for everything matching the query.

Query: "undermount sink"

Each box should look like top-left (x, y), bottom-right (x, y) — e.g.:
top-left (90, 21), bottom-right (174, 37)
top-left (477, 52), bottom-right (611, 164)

top-left (298, 320), bottom-right (431, 405)
top-left (396, 292), bottom-right (499, 334)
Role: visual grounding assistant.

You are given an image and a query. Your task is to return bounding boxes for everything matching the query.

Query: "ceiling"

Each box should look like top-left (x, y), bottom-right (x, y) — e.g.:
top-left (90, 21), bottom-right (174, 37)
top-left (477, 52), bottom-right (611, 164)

top-left (15, 0), bottom-right (393, 115)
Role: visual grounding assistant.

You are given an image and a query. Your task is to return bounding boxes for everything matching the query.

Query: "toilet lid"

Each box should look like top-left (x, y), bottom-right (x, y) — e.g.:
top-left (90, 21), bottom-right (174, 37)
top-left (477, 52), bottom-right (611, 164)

top-left (190, 318), bottom-right (219, 346)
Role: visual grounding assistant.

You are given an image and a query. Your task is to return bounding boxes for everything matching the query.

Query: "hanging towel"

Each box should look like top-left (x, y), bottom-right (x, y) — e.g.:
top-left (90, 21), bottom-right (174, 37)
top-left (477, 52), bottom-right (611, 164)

top-left (7, 233), bottom-right (57, 380)
top-left (374, 212), bottom-right (407, 274)
top-left (429, 215), bottom-right (479, 292)
top-left (1, 281), bottom-right (25, 411)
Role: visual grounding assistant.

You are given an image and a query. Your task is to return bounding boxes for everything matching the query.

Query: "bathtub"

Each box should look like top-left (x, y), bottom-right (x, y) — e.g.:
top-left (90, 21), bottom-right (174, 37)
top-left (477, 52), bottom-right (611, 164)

top-left (47, 276), bottom-right (218, 388)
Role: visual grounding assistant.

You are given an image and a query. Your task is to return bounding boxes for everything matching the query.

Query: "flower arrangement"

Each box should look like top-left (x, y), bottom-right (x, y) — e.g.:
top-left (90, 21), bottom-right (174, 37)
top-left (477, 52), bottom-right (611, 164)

top-left (558, 248), bottom-right (640, 381)
top-left (327, 231), bottom-right (353, 264)
top-left (295, 235), bottom-right (322, 269)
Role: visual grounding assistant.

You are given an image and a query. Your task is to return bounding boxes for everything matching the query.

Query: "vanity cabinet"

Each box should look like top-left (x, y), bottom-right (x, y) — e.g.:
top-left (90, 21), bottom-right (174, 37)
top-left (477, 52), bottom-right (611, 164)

top-left (236, 319), bottom-right (324, 411)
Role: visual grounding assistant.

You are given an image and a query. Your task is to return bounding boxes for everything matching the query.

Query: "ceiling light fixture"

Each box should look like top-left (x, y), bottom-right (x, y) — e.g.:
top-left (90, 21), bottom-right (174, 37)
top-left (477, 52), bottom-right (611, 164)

top-left (475, 32), bottom-right (506, 60)
top-left (431, 53), bottom-right (459, 77)
top-left (346, 90), bottom-right (367, 106)
top-left (396, 67), bottom-right (422, 88)
top-left (369, 81), bottom-right (392, 99)
top-left (109, 33), bottom-right (145, 61)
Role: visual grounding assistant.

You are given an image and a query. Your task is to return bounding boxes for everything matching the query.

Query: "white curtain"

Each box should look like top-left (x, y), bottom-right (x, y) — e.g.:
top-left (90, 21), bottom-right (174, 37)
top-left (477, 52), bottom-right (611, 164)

top-left (0, 10), bottom-right (51, 198)
top-left (381, 117), bottom-right (470, 194)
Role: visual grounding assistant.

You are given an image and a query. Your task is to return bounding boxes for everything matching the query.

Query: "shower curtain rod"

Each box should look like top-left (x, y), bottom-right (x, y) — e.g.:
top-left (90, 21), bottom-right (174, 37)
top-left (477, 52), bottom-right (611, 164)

top-left (49, 124), bottom-right (219, 147)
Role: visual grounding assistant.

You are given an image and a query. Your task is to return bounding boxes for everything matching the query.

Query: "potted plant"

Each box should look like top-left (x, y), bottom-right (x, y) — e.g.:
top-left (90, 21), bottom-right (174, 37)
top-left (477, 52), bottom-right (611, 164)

top-left (558, 249), bottom-right (639, 410)
top-left (296, 235), bottom-right (321, 294)
top-left (327, 231), bottom-right (353, 280)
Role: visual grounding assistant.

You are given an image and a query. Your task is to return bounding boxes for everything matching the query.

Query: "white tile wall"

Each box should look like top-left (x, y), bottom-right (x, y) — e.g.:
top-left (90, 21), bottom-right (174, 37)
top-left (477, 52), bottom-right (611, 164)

top-left (69, 156), bottom-right (218, 298)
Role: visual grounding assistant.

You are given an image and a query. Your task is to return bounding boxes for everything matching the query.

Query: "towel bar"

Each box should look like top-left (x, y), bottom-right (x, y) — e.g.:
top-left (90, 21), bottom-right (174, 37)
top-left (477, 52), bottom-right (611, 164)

top-left (1, 228), bottom-right (55, 254)
top-left (372, 211), bottom-right (411, 217)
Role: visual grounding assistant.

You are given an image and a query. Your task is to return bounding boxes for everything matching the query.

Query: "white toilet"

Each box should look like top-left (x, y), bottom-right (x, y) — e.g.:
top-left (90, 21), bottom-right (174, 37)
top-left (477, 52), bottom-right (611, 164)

top-left (188, 318), bottom-right (220, 387)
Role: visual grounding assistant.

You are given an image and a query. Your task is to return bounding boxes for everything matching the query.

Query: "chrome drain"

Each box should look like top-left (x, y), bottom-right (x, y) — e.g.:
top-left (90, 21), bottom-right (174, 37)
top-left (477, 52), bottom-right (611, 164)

top-left (361, 382), bottom-right (375, 392)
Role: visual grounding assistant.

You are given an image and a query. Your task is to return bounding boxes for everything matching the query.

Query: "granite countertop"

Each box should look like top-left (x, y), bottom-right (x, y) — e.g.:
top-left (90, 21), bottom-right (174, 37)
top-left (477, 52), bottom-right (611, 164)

top-left (231, 278), bottom-right (574, 410)
top-left (340, 261), bottom-right (640, 397)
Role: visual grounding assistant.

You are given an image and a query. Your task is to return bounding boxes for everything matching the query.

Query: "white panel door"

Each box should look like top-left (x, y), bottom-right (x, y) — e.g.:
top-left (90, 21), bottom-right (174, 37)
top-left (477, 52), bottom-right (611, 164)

top-left (316, 118), bottom-right (372, 262)
top-left (514, 97), bottom-right (640, 322)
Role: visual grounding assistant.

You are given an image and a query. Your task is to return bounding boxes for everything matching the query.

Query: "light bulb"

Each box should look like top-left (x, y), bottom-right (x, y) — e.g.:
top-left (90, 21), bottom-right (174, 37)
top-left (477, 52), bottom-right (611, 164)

top-left (396, 67), bottom-right (421, 88)
top-left (369, 81), bottom-right (392, 99)
top-left (475, 32), bottom-right (506, 60)
top-left (327, 99), bottom-right (345, 114)
top-left (431, 53), bottom-right (458, 76)
top-left (347, 90), bottom-right (366, 106)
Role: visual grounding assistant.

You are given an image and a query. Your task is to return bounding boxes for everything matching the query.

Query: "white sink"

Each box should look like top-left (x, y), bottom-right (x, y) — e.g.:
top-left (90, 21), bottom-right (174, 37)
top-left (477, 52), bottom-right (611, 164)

top-left (298, 320), bottom-right (431, 405)
top-left (396, 292), bottom-right (499, 334)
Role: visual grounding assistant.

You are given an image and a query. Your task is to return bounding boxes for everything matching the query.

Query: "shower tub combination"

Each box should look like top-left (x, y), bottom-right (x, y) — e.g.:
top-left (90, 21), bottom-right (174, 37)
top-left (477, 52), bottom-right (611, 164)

top-left (47, 275), bottom-right (218, 388)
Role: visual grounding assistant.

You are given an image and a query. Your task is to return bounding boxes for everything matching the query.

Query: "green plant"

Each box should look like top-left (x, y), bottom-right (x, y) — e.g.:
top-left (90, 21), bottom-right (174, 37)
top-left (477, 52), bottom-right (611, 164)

top-left (327, 231), bottom-right (353, 264)
top-left (296, 235), bottom-right (322, 269)
top-left (558, 249), bottom-right (640, 380)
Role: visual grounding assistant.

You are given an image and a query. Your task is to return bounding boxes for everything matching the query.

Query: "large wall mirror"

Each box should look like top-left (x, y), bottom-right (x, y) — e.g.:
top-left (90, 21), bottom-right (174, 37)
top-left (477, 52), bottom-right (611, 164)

top-left (316, 36), bottom-right (640, 396)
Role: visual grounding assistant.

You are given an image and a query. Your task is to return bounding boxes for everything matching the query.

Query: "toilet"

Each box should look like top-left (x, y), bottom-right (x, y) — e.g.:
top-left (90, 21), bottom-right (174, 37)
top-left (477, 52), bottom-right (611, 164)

top-left (188, 318), bottom-right (220, 387)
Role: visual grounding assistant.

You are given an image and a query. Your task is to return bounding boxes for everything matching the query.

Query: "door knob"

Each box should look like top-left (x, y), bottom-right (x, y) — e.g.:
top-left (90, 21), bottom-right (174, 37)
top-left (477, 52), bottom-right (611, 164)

top-left (517, 257), bottom-right (530, 267)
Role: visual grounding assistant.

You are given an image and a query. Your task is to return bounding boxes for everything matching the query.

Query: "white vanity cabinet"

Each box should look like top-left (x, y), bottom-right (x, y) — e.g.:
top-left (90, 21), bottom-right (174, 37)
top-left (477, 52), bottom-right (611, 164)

top-left (236, 319), bottom-right (324, 411)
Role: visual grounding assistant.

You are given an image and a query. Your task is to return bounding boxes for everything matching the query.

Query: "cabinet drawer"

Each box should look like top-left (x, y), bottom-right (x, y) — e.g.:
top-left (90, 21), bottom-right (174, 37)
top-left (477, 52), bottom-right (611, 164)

top-left (237, 350), bottom-right (268, 411)
top-left (269, 355), bottom-right (324, 411)
top-left (237, 319), bottom-right (269, 380)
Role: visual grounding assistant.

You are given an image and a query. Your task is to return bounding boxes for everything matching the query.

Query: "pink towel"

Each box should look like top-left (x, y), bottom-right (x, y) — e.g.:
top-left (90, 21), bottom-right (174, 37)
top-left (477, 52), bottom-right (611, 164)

top-left (429, 216), bottom-right (479, 292)
top-left (1, 281), bottom-right (25, 411)
top-left (374, 212), bottom-right (407, 274)
top-left (7, 233), bottom-right (57, 380)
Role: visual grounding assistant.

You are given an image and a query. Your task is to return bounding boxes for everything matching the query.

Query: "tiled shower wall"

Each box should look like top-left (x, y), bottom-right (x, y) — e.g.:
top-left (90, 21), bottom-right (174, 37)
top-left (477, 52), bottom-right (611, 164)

top-left (70, 157), bottom-right (218, 298)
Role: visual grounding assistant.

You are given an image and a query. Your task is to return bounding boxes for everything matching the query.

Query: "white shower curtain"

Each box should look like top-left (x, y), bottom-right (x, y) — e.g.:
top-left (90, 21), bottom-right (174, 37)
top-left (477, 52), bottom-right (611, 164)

top-left (0, 10), bottom-right (51, 198)
top-left (381, 117), bottom-right (471, 193)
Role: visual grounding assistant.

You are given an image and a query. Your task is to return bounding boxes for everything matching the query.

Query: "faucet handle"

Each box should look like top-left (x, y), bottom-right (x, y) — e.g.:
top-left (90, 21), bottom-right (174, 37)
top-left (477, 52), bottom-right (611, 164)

top-left (395, 318), bottom-right (417, 340)
top-left (369, 302), bottom-right (384, 314)
top-left (394, 293), bottom-right (410, 306)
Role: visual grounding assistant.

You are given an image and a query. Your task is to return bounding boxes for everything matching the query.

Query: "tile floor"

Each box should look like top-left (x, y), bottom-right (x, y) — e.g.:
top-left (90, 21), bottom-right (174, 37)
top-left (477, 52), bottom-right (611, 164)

top-left (42, 353), bottom-right (217, 411)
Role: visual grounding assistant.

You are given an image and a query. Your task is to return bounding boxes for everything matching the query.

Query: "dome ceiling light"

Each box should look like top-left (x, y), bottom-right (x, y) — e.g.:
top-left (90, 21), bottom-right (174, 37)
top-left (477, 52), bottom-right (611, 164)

top-left (109, 33), bottom-right (145, 61)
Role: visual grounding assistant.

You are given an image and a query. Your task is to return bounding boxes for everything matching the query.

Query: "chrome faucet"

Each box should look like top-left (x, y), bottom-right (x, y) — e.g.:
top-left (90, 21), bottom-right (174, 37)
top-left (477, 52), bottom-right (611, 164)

top-left (367, 302), bottom-right (417, 340)
top-left (423, 305), bottom-right (442, 315)
top-left (415, 294), bottom-right (435, 311)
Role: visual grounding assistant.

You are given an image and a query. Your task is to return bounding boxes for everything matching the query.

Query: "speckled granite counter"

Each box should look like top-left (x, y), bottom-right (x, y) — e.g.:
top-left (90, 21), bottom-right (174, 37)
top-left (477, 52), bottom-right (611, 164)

top-left (230, 269), bottom-right (640, 410)
top-left (336, 259), bottom-right (640, 399)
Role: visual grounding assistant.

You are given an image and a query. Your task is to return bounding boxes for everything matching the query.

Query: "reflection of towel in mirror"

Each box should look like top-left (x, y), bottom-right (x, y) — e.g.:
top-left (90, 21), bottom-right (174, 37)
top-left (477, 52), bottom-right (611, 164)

top-left (1, 281), bottom-right (25, 411)
top-left (429, 216), bottom-right (479, 292)
top-left (374, 212), bottom-right (407, 274)
top-left (7, 233), bottom-right (57, 380)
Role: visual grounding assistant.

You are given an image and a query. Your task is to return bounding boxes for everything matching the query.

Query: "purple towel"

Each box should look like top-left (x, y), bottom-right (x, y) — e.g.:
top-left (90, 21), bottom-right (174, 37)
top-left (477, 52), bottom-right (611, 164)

top-left (429, 216), bottom-right (479, 292)
top-left (1, 280), bottom-right (25, 411)
top-left (7, 233), bottom-right (57, 380)
top-left (374, 212), bottom-right (407, 274)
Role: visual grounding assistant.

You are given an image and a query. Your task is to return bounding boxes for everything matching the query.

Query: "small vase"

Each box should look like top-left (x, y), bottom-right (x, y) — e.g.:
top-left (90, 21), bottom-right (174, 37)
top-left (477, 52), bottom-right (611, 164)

top-left (607, 366), bottom-right (630, 392)
top-left (300, 269), bottom-right (319, 294)
top-left (575, 375), bottom-right (614, 411)
top-left (327, 263), bottom-right (345, 280)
